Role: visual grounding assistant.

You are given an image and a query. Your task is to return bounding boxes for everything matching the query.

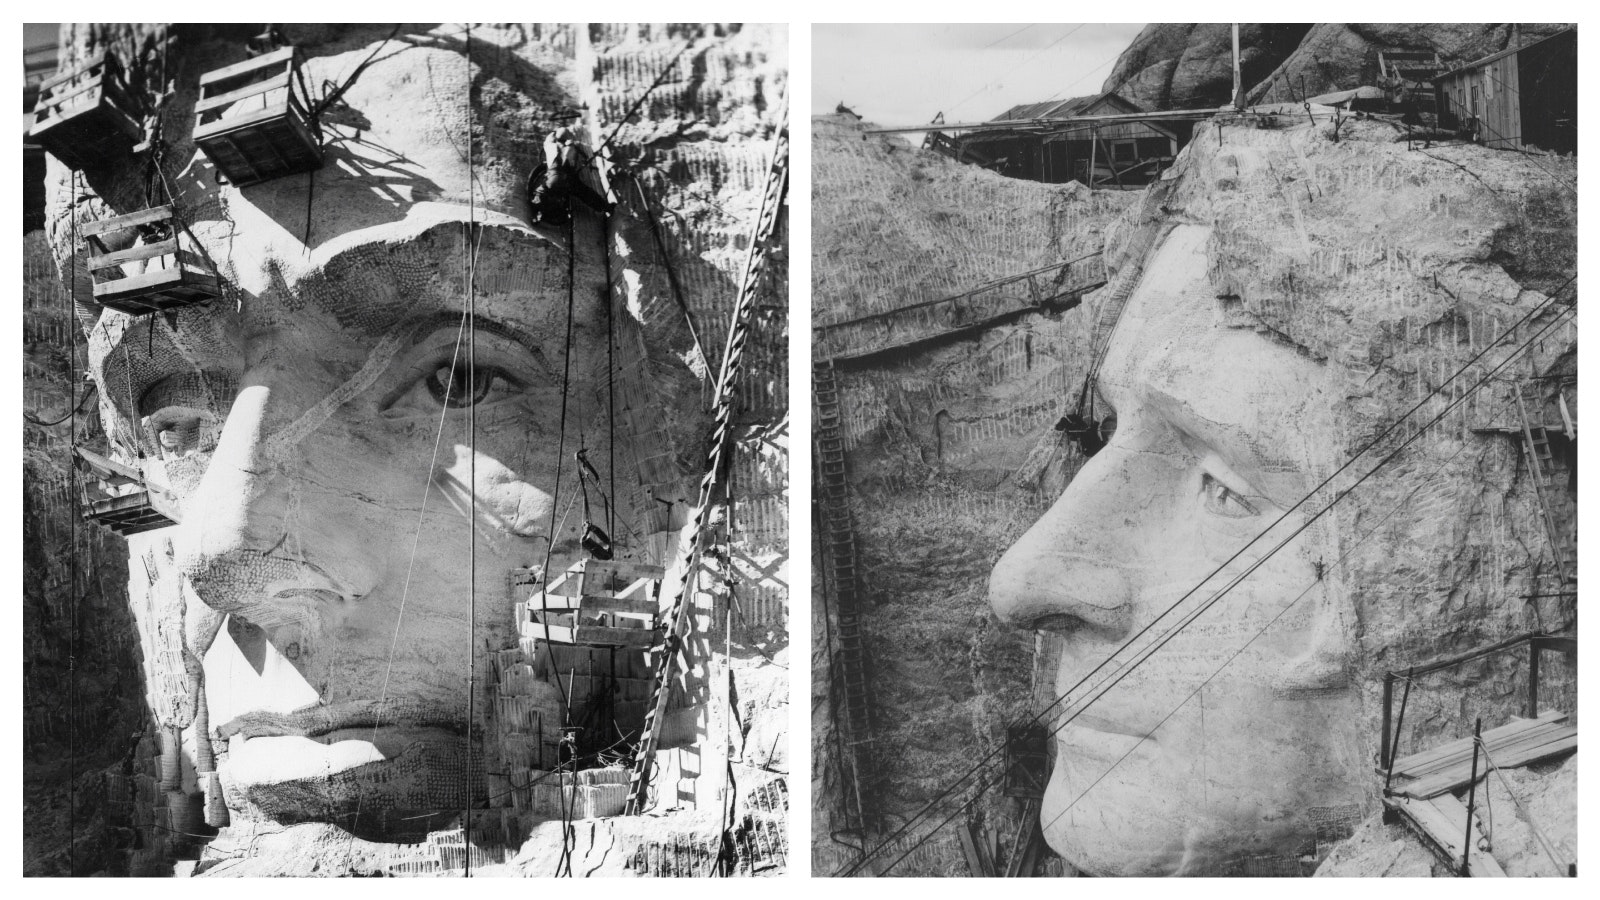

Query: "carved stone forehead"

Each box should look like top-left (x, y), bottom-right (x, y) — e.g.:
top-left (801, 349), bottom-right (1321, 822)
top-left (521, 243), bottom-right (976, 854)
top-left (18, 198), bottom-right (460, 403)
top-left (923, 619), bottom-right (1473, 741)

top-left (88, 220), bottom-right (602, 425)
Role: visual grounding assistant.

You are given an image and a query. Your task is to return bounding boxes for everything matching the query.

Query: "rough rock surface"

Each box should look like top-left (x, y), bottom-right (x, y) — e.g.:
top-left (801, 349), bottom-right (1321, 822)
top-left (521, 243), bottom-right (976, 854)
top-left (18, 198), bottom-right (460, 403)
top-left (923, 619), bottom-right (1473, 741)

top-left (27, 22), bottom-right (788, 876)
top-left (1317, 755), bottom-right (1575, 877)
top-left (22, 231), bottom-right (156, 876)
top-left (1101, 24), bottom-right (1312, 110)
top-left (811, 115), bottom-right (1138, 876)
top-left (1099, 24), bottom-right (1570, 111)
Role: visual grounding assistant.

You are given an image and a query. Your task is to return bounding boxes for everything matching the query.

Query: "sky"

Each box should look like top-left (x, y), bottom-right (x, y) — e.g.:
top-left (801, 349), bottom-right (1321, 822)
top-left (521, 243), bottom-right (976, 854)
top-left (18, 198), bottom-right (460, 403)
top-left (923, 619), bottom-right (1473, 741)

top-left (813, 24), bottom-right (1147, 129)
top-left (25, 23), bottom-right (58, 48)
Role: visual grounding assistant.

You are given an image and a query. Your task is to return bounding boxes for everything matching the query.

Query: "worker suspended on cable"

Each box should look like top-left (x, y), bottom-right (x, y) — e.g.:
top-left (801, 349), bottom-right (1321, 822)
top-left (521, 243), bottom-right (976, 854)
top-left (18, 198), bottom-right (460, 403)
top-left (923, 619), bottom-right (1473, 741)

top-left (527, 126), bottom-right (612, 226)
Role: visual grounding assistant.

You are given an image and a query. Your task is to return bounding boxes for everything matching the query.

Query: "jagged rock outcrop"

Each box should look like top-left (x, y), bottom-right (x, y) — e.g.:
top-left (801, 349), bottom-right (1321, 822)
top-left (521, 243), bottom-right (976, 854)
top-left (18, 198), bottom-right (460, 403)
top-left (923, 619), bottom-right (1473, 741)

top-left (1100, 23), bottom-right (1570, 110)
top-left (1317, 755), bottom-right (1575, 877)
top-left (812, 115), bottom-right (1139, 876)
top-left (1247, 23), bottom-right (1571, 105)
top-left (1101, 24), bottom-right (1311, 110)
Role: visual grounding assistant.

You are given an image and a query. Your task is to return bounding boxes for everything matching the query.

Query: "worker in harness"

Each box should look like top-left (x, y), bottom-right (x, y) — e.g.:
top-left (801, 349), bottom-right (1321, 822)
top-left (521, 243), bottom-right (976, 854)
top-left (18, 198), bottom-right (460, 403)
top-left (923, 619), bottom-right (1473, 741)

top-left (527, 126), bottom-right (613, 225)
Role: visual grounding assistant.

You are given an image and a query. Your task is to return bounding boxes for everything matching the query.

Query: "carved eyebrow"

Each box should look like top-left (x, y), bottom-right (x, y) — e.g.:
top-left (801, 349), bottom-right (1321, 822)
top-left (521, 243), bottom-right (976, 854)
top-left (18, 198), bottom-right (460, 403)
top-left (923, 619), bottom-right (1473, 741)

top-left (401, 310), bottom-right (551, 374)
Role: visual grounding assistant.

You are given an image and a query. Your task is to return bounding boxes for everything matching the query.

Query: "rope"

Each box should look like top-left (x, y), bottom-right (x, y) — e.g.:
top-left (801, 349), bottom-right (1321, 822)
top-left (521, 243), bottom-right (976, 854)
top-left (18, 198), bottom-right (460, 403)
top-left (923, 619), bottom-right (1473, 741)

top-left (343, 265), bottom-right (475, 871)
top-left (1477, 738), bottom-right (1570, 876)
top-left (25, 383), bottom-right (97, 427)
top-left (629, 173), bottom-right (708, 373)
top-left (307, 23), bottom-right (403, 122)
top-left (843, 276), bottom-right (1575, 875)
top-left (536, 192), bottom-right (579, 728)
top-left (67, 168), bottom-right (79, 875)
top-left (625, 96), bottom-right (788, 816)
top-left (463, 21), bottom-right (476, 878)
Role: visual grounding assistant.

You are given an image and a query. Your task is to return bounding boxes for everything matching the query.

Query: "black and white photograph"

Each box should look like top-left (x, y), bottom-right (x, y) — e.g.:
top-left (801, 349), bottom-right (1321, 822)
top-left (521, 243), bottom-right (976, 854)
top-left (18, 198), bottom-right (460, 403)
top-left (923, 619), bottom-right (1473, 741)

top-left (811, 22), bottom-right (1577, 877)
top-left (21, 22), bottom-right (788, 876)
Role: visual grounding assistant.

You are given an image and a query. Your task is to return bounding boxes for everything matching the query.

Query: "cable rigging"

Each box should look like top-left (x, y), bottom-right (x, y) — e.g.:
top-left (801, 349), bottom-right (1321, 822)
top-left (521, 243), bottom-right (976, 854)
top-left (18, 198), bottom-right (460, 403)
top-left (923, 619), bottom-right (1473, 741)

top-left (843, 277), bottom-right (1576, 875)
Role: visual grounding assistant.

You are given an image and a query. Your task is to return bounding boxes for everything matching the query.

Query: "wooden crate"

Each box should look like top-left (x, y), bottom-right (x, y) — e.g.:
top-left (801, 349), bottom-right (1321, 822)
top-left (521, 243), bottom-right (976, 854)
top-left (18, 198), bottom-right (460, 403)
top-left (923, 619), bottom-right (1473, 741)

top-left (82, 206), bottom-right (221, 316)
top-left (28, 51), bottom-right (142, 171)
top-left (194, 47), bottom-right (321, 186)
top-left (76, 447), bottom-right (180, 536)
top-left (521, 558), bottom-right (664, 648)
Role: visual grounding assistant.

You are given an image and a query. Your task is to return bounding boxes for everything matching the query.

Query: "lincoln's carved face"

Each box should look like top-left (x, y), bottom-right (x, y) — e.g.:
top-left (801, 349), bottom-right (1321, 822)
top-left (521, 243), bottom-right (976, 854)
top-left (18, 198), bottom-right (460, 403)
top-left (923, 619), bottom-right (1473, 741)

top-left (72, 25), bottom-right (703, 836)
top-left (989, 225), bottom-right (1366, 875)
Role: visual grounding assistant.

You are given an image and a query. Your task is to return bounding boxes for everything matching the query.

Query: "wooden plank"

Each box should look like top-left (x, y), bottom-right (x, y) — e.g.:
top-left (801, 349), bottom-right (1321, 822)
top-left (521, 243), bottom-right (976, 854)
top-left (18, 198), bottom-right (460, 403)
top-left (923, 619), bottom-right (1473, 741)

top-left (1483, 730), bottom-right (1576, 770)
top-left (1397, 722), bottom-right (1571, 787)
top-left (196, 77), bottom-right (290, 115)
top-left (194, 101), bottom-right (294, 143)
top-left (74, 446), bottom-right (143, 483)
top-left (958, 821), bottom-right (990, 876)
top-left (37, 77), bottom-right (104, 114)
top-left (569, 625), bottom-right (656, 648)
top-left (88, 239), bottom-right (177, 271)
top-left (81, 205), bottom-right (174, 237)
top-left (93, 267), bottom-right (188, 300)
top-left (584, 560), bottom-right (666, 582)
top-left (1428, 794), bottom-right (1506, 877)
top-left (1397, 718), bottom-right (1572, 780)
top-left (1399, 728), bottom-right (1577, 799)
top-left (40, 52), bottom-right (105, 91)
top-left (1397, 721), bottom-right (1571, 781)
top-left (521, 622), bottom-right (576, 644)
top-left (1391, 711), bottom-right (1564, 774)
top-left (578, 594), bottom-right (658, 619)
top-left (199, 47), bottom-right (293, 86)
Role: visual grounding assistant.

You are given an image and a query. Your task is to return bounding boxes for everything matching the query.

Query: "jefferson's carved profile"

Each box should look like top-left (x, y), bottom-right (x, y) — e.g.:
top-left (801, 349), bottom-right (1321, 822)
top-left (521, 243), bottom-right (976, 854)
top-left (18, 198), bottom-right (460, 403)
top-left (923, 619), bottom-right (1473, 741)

top-left (989, 124), bottom-right (1575, 875)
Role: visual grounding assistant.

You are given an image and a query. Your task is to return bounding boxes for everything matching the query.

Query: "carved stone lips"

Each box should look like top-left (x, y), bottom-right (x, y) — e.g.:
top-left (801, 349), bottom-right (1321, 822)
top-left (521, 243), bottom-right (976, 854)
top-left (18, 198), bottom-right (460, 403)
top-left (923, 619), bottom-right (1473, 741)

top-left (216, 704), bottom-right (464, 741)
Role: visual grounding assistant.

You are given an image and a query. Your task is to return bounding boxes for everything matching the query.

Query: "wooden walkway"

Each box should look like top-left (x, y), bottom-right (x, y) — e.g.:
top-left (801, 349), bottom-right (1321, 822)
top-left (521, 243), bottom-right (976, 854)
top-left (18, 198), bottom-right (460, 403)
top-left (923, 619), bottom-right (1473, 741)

top-left (813, 254), bottom-right (1105, 362)
top-left (1387, 711), bottom-right (1576, 800)
top-left (1384, 793), bottom-right (1506, 877)
top-left (1382, 710), bottom-right (1576, 877)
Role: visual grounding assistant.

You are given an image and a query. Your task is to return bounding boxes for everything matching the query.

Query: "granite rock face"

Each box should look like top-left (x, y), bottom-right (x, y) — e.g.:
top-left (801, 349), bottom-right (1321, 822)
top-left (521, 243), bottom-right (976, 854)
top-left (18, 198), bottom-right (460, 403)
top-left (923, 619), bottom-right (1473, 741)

top-left (811, 115), bottom-right (1138, 876)
top-left (1099, 23), bottom-right (1570, 110)
top-left (1316, 755), bottom-right (1575, 877)
top-left (1101, 24), bottom-right (1312, 110)
top-left (29, 22), bottom-right (788, 876)
top-left (813, 100), bottom-right (1574, 875)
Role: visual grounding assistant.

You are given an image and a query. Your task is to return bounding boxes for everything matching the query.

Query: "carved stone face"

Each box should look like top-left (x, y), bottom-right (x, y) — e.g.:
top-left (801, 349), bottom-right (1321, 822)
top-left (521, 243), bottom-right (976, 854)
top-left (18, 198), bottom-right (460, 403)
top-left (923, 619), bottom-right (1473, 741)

top-left (77, 26), bottom-right (698, 835)
top-left (988, 225), bottom-right (1366, 875)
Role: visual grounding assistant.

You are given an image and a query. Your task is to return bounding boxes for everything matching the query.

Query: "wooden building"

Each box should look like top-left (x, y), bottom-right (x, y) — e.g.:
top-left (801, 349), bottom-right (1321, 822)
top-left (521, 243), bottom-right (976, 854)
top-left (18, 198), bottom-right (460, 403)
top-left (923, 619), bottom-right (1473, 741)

top-left (937, 92), bottom-right (1190, 188)
top-left (1433, 26), bottom-right (1576, 154)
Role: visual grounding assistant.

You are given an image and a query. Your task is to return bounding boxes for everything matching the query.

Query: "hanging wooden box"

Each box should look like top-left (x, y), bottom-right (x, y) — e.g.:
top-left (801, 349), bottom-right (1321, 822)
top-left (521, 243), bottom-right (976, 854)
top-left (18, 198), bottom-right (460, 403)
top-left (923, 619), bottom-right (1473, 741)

top-left (520, 559), bottom-right (664, 648)
top-left (76, 447), bottom-right (181, 536)
top-left (194, 47), bottom-right (321, 186)
top-left (28, 51), bottom-right (143, 171)
top-left (82, 206), bottom-right (222, 316)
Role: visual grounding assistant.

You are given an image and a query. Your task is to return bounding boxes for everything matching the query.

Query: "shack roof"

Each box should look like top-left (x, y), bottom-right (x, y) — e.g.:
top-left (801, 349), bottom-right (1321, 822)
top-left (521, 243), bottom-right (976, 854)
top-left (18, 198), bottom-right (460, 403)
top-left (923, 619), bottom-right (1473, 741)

top-left (990, 90), bottom-right (1145, 122)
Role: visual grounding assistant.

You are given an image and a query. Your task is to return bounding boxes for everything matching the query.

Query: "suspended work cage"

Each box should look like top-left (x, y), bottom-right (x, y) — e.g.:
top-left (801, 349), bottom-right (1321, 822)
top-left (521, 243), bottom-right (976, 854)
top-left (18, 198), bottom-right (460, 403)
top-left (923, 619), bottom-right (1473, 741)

top-left (82, 206), bottom-right (222, 316)
top-left (28, 51), bottom-right (143, 171)
top-left (75, 446), bottom-right (181, 536)
top-left (520, 560), bottom-right (665, 648)
top-left (194, 46), bottom-right (321, 185)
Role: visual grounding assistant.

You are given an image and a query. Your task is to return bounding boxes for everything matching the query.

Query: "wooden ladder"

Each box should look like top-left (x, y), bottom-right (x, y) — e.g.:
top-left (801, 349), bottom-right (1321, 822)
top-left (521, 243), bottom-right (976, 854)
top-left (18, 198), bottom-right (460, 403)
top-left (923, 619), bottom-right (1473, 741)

top-left (814, 358), bottom-right (876, 837)
top-left (1515, 385), bottom-right (1575, 583)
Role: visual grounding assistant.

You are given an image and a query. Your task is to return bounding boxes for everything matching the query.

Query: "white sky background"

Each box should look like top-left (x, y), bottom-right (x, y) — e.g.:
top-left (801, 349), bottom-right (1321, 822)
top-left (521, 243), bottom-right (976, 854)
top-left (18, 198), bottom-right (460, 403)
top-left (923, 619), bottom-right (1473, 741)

top-left (812, 23), bottom-right (1148, 130)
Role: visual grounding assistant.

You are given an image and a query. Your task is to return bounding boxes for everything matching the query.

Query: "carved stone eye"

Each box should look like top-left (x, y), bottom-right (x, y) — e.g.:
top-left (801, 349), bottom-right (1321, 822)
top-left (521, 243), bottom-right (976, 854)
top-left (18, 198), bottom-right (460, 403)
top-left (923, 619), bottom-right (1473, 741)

top-left (1201, 472), bottom-right (1258, 519)
top-left (146, 408), bottom-right (218, 459)
top-left (424, 362), bottom-right (496, 408)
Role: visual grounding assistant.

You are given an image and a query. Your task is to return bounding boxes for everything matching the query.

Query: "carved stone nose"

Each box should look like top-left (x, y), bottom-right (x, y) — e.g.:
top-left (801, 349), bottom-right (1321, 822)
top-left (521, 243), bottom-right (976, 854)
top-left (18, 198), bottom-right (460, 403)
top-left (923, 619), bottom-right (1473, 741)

top-left (988, 452), bottom-right (1137, 636)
